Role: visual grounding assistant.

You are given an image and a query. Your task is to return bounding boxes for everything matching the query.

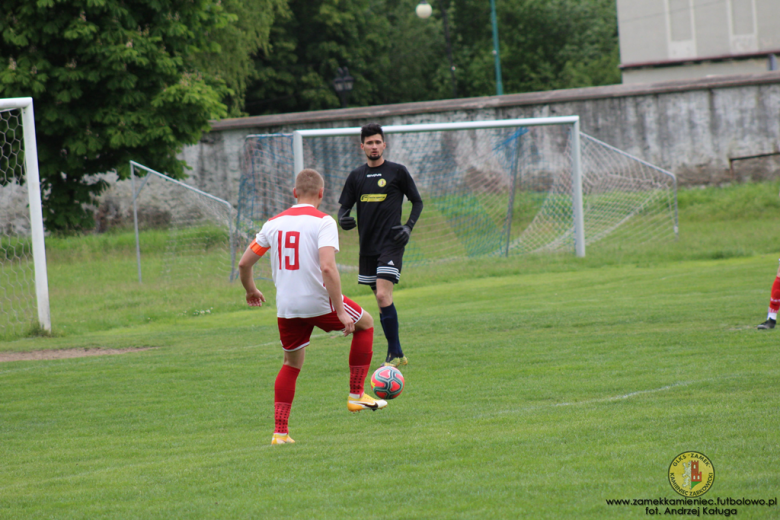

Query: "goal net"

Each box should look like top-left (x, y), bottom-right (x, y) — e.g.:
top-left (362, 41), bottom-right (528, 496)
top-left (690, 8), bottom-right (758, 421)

top-left (0, 98), bottom-right (50, 337)
top-left (130, 161), bottom-right (240, 285)
top-left (237, 117), bottom-right (677, 271)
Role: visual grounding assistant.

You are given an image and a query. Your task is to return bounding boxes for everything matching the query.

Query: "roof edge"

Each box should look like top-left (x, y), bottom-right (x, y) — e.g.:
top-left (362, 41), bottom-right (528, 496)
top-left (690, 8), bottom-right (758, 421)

top-left (210, 71), bottom-right (780, 132)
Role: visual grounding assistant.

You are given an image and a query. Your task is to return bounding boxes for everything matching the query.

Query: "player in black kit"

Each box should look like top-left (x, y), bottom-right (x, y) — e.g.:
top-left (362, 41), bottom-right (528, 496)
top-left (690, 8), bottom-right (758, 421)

top-left (338, 123), bottom-right (423, 367)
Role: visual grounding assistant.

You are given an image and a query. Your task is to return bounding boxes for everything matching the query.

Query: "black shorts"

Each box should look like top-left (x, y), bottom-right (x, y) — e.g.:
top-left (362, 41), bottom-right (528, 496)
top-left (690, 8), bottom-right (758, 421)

top-left (358, 249), bottom-right (403, 288)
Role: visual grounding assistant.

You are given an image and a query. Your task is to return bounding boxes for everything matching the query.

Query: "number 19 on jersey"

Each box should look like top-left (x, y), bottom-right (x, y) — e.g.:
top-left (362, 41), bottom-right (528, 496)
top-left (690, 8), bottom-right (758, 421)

top-left (278, 231), bottom-right (300, 270)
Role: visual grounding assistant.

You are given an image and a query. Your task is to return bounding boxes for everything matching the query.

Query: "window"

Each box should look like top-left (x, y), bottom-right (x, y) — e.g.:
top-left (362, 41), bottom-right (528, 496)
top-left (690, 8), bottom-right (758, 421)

top-left (728, 0), bottom-right (758, 53)
top-left (666, 0), bottom-right (697, 59)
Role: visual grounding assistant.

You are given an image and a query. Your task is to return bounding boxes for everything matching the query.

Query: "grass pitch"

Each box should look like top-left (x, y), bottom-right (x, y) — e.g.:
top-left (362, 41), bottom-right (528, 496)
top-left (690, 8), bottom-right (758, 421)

top-left (1, 182), bottom-right (779, 518)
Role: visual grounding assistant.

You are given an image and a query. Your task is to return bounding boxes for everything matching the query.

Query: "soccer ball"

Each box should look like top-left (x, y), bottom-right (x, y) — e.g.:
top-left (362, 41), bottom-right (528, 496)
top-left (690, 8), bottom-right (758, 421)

top-left (370, 366), bottom-right (404, 399)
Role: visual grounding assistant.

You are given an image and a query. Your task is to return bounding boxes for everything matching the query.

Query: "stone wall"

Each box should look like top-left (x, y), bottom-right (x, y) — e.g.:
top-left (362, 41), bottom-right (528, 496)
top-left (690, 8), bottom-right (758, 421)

top-left (5, 72), bottom-right (779, 235)
top-left (178, 71), bottom-right (780, 206)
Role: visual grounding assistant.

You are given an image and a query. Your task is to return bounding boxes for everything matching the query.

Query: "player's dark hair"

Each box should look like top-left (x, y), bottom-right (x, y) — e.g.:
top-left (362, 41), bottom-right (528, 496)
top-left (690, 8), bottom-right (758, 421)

top-left (361, 123), bottom-right (384, 143)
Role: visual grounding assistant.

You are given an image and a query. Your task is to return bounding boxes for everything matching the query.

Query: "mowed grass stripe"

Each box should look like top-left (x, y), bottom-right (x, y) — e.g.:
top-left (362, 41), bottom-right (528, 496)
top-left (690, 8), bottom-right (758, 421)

top-left (2, 251), bottom-right (779, 518)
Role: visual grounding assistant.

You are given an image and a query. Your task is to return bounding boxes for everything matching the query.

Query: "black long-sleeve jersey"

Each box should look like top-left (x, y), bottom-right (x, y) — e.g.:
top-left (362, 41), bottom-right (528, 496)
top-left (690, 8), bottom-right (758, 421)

top-left (338, 160), bottom-right (424, 256)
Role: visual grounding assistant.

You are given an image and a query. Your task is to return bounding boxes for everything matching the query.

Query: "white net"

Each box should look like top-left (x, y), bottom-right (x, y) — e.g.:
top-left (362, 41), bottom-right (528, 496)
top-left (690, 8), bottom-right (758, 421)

top-left (578, 133), bottom-right (678, 248)
top-left (513, 132), bottom-right (678, 254)
top-left (0, 107), bottom-right (36, 337)
top-left (130, 163), bottom-right (239, 285)
top-left (238, 123), bottom-right (677, 271)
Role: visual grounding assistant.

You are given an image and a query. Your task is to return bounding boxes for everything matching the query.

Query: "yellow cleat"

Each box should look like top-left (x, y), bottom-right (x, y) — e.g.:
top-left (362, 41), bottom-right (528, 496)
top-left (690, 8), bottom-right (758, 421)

top-left (347, 393), bottom-right (388, 413)
top-left (271, 433), bottom-right (295, 445)
top-left (382, 356), bottom-right (408, 368)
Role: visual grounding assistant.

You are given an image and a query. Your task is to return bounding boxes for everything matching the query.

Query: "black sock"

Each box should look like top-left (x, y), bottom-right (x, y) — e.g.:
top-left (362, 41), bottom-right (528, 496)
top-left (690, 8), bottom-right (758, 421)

top-left (379, 303), bottom-right (403, 359)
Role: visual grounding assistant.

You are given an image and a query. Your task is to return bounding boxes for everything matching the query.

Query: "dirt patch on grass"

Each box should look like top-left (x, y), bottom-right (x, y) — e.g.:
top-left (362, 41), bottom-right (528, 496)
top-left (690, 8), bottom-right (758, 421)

top-left (0, 347), bottom-right (154, 363)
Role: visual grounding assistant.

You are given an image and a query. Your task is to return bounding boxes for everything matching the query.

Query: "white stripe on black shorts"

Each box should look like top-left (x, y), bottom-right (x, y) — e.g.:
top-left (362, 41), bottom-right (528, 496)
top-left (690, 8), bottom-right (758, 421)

top-left (359, 249), bottom-right (403, 287)
top-left (376, 266), bottom-right (400, 281)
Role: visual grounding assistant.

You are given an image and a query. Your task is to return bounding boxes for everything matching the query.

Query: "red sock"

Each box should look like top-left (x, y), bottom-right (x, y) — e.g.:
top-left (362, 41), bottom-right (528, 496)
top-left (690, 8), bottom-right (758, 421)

top-left (770, 277), bottom-right (780, 314)
top-left (274, 364), bottom-right (300, 434)
top-left (349, 328), bottom-right (373, 395)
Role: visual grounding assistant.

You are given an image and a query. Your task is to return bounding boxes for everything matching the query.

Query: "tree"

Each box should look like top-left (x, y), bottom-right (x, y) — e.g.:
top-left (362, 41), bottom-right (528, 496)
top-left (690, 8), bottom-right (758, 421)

top-left (450, 0), bottom-right (621, 97)
top-left (0, 0), bottom-right (238, 232)
top-left (192, 0), bottom-right (288, 117)
top-left (370, 0), bottom-right (454, 104)
top-left (246, 0), bottom-right (451, 115)
top-left (245, 0), bottom-right (619, 115)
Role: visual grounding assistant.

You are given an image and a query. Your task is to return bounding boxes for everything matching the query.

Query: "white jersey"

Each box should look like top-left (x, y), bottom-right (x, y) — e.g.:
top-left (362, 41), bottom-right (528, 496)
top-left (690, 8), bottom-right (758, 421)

top-left (255, 204), bottom-right (339, 318)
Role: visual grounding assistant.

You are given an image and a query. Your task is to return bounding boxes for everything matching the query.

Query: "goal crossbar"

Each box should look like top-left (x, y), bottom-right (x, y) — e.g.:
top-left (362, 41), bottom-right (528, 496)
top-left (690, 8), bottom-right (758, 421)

top-left (291, 116), bottom-right (581, 138)
top-left (290, 116), bottom-right (586, 257)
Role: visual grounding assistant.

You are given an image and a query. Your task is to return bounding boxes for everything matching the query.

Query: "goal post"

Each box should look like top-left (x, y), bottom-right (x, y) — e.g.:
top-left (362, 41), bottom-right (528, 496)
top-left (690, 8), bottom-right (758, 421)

top-left (239, 116), bottom-right (678, 271)
top-left (0, 97), bottom-right (50, 334)
top-left (292, 116), bottom-right (586, 256)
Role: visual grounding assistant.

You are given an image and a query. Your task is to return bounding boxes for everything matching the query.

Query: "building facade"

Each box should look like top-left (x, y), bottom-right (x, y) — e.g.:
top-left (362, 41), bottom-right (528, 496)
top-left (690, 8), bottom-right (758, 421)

top-left (617, 0), bottom-right (780, 83)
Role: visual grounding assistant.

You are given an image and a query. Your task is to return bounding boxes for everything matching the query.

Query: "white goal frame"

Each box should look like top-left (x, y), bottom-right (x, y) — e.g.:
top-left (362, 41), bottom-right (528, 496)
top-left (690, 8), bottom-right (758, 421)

top-left (130, 161), bottom-right (238, 283)
top-left (292, 116), bottom-right (587, 257)
top-left (0, 97), bottom-right (50, 332)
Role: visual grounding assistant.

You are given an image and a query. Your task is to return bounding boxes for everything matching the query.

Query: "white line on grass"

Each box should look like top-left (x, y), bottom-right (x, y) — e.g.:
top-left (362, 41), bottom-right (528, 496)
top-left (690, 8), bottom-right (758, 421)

top-left (554, 380), bottom-right (695, 407)
top-left (473, 378), bottom-right (739, 420)
top-left (548, 372), bottom-right (751, 410)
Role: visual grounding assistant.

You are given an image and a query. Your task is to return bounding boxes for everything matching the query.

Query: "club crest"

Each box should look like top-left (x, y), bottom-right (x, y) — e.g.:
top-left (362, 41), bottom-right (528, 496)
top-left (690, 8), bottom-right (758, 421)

top-left (668, 451), bottom-right (715, 497)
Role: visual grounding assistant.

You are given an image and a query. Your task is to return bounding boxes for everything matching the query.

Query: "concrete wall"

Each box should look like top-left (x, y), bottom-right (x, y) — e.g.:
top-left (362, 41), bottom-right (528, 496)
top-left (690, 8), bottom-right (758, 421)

top-left (179, 72), bottom-right (780, 206)
top-left (617, 0), bottom-right (780, 84)
top-left (5, 72), bottom-right (776, 235)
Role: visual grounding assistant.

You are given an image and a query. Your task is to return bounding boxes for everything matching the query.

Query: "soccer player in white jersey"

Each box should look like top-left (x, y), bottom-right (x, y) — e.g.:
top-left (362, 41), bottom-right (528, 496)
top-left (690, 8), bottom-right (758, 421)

top-left (238, 169), bottom-right (386, 446)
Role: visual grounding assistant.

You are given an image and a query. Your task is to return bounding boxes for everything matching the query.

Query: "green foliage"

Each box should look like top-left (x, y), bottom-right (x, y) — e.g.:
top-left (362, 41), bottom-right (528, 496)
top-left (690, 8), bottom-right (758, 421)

top-left (365, 0), bottom-right (455, 103)
top-left (192, 0), bottom-right (287, 116)
top-left (247, 0), bottom-right (620, 114)
top-left (0, 0), bottom-right (231, 232)
top-left (246, 0), bottom-right (452, 114)
top-left (450, 0), bottom-right (621, 96)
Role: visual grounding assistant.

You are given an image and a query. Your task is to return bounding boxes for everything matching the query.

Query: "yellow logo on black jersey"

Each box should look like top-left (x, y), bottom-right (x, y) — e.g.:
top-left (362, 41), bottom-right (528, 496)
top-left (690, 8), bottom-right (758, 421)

top-left (378, 179), bottom-right (386, 187)
top-left (360, 194), bottom-right (387, 202)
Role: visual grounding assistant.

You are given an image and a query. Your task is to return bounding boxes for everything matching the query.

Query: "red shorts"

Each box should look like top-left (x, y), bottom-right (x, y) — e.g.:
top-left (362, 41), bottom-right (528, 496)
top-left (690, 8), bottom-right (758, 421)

top-left (277, 297), bottom-right (364, 351)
